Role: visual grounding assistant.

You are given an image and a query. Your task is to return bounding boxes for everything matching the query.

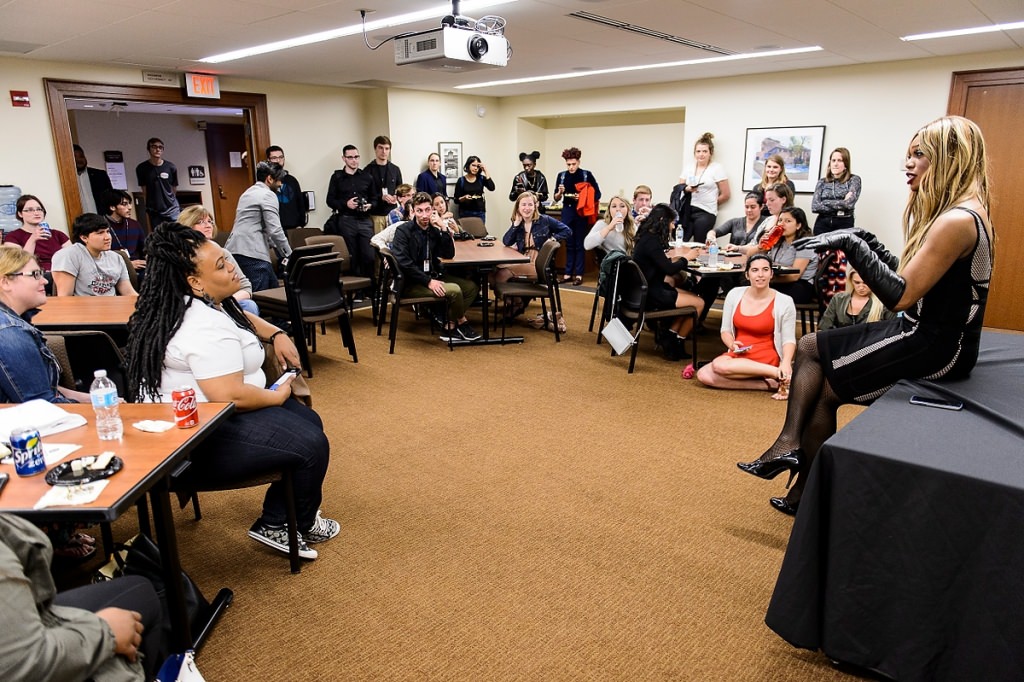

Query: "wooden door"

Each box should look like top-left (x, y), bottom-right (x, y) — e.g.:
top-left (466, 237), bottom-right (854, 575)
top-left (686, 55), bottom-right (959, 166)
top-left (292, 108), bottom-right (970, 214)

top-left (949, 69), bottom-right (1024, 331)
top-left (204, 123), bottom-right (252, 233)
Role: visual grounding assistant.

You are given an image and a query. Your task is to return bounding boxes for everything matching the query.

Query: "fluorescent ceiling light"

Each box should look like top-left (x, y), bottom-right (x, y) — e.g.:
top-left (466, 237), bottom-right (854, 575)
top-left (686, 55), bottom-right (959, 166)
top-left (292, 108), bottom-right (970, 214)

top-left (200, 0), bottom-right (518, 63)
top-left (901, 20), bottom-right (1024, 41)
top-left (456, 46), bottom-right (823, 89)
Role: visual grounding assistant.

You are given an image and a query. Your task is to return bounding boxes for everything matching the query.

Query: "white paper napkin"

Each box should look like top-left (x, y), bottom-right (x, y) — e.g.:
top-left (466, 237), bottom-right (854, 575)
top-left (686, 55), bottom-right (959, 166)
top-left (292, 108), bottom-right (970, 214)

top-left (33, 480), bottom-right (110, 509)
top-left (132, 420), bottom-right (175, 433)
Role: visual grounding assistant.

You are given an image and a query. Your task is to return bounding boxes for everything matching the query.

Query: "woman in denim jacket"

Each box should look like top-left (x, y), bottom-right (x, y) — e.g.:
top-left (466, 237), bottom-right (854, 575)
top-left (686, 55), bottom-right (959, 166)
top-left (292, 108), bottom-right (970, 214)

top-left (0, 245), bottom-right (90, 403)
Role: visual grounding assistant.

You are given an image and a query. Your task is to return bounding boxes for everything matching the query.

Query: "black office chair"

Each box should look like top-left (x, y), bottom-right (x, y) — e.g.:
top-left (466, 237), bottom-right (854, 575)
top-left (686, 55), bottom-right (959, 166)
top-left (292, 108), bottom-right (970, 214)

top-left (494, 239), bottom-right (563, 342)
top-left (286, 257), bottom-right (358, 374)
top-left (304, 234), bottom-right (376, 322)
top-left (43, 330), bottom-right (128, 394)
top-left (610, 259), bottom-right (698, 374)
top-left (377, 249), bottom-right (450, 353)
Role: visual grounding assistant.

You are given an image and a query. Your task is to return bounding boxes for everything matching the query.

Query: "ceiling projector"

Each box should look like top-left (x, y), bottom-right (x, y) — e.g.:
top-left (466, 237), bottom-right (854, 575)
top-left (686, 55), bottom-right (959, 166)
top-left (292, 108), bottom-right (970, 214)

top-left (395, 26), bottom-right (508, 70)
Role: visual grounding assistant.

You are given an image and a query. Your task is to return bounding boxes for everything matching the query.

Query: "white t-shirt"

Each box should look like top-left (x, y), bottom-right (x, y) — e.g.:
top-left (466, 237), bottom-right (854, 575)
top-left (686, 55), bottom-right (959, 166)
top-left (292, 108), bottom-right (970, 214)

top-left (158, 298), bottom-right (266, 402)
top-left (680, 161), bottom-right (727, 216)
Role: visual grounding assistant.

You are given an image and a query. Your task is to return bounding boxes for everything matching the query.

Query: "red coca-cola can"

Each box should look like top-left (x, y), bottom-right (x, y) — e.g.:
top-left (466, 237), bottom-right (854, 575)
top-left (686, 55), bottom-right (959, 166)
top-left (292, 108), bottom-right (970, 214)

top-left (172, 386), bottom-right (199, 429)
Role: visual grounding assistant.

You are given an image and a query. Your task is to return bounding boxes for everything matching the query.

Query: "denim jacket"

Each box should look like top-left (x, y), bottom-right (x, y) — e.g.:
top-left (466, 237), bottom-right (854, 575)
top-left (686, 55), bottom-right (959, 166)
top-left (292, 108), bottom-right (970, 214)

top-left (502, 214), bottom-right (572, 254)
top-left (0, 302), bottom-right (71, 403)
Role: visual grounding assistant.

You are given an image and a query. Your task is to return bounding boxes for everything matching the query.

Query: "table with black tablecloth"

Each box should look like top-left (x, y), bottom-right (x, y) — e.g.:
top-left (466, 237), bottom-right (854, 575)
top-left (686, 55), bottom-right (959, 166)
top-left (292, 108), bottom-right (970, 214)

top-left (765, 331), bottom-right (1024, 682)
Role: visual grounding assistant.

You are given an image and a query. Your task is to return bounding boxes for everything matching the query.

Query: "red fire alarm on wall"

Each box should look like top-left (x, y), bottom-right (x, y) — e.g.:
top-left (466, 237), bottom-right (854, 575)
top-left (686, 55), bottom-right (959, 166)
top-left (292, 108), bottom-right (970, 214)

top-left (10, 91), bottom-right (30, 107)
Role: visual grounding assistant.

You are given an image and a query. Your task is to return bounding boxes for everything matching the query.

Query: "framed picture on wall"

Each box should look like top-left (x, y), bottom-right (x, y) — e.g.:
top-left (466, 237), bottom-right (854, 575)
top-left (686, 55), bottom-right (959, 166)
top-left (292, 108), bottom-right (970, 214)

top-left (439, 142), bottom-right (462, 185)
top-left (741, 126), bottom-right (826, 193)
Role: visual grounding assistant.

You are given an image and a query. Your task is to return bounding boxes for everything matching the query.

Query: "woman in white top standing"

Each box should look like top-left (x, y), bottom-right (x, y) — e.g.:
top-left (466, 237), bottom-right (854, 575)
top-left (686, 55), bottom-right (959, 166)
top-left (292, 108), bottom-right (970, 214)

top-left (678, 132), bottom-right (731, 243)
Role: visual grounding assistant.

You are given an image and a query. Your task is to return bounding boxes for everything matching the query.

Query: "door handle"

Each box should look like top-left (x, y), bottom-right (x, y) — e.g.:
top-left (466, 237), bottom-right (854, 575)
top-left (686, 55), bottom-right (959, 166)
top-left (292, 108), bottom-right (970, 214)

top-left (218, 185), bottom-right (227, 199)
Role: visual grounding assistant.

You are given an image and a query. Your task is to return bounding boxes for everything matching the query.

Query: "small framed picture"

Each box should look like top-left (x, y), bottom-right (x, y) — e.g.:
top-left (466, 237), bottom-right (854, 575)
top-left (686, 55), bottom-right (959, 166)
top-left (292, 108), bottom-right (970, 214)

top-left (438, 142), bottom-right (463, 185)
top-left (742, 126), bottom-right (826, 193)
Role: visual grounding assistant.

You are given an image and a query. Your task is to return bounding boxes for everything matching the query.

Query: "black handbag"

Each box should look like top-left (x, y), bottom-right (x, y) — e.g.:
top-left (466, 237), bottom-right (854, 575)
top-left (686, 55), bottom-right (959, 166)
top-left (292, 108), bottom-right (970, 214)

top-left (96, 533), bottom-right (210, 634)
top-left (323, 211), bottom-right (341, 235)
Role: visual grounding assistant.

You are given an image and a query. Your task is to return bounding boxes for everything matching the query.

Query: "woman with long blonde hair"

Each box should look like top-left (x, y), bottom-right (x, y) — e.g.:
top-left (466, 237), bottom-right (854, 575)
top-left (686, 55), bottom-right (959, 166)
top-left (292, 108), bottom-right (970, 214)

top-left (584, 195), bottom-right (637, 255)
top-left (737, 116), bottom-right (994, 515)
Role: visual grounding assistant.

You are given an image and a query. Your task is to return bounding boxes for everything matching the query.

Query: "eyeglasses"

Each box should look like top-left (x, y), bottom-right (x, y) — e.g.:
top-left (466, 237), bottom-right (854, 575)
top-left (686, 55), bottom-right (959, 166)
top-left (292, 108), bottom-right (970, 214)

top-left (344, 154), bottom-right (360, 159)
top-left (21, 207), bottom-right (44, 213)
top-left (6, 269), bottom-right (46, 281)
top-left (149, 144), bottom-right (164, 150)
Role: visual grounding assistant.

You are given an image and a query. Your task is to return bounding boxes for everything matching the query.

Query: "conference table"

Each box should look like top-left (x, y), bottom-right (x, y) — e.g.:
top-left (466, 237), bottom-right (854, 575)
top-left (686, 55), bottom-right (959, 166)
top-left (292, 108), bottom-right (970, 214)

top-left (0, 401), bottom-right (235, 651)
top-left (32, 294), bottom-right (138, 331)
top-left (765, 332), bottom-right (1024, 681)
top-left (442, 239), bottom-right (530, 345)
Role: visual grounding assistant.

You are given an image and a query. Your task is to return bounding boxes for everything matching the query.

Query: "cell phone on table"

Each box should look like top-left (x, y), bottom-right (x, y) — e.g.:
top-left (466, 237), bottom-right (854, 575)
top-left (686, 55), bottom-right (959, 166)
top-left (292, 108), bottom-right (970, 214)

top-left (0, 473), bottom-right (8, 496)
top-left (909, 394), bottom-right (964, 411)
top-left (269, 368), bottom-right (301, 391)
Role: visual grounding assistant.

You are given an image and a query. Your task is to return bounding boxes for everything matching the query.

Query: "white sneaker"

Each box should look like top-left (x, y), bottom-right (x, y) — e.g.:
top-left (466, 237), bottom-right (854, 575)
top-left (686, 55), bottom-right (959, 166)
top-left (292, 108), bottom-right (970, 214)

top-left (248, 522), bottom-right (317, 560)
top-left (304, 510), bottom-right (340, 544)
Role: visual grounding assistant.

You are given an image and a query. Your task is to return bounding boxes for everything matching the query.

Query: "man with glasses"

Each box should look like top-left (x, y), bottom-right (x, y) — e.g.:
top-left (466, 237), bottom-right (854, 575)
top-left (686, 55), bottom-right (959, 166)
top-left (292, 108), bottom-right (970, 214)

top-left (135, 137), bottom-right (180, 230)
top-left (326, 145), bottom-right (375, 281)
top-left (101, 189), bottom-right (146, 271)
top-left (266, 145), bottom-right (308, 231)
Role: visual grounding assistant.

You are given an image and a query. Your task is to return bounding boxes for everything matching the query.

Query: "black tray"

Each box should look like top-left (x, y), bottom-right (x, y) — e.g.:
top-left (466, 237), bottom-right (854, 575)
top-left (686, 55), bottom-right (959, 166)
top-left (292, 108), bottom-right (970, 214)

top-left (45, 456), bottom-right (123, 486)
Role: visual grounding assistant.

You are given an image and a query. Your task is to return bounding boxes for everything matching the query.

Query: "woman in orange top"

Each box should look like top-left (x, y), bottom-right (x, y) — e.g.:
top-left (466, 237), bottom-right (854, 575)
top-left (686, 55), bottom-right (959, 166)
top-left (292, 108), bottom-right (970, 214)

top-left (697, 254), bottom-right (796, 399)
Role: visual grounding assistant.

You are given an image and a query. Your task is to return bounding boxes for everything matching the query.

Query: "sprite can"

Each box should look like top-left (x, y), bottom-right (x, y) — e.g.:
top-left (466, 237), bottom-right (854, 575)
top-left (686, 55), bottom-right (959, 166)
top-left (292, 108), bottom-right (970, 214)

top-left (11, 427), bottom-right (45, 476)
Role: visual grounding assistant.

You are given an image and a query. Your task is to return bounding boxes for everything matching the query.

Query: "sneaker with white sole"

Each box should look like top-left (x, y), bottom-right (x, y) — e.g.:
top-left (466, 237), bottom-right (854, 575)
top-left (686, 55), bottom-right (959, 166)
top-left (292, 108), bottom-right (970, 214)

top-left (304, 510), bottom-right (340, 544)
top-left (248, 521), bottom-right (318, 560)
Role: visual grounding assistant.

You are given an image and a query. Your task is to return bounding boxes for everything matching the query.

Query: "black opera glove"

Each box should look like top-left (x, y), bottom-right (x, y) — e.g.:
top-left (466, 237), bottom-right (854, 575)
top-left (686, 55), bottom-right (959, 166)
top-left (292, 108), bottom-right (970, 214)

top-left (794, 232), bottom-right (906, 310)
top-left (845, 228), bottom-right (900, 269)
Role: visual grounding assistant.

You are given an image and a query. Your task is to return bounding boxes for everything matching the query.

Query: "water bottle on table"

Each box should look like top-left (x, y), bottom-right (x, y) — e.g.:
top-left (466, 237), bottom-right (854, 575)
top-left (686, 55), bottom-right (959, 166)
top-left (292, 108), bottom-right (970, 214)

top-left (707, 235), bottom-right (719, 268)
top-left (90, 369), bottom-right (123, 440)
top-left (674, 223), bottom-right (684, 247)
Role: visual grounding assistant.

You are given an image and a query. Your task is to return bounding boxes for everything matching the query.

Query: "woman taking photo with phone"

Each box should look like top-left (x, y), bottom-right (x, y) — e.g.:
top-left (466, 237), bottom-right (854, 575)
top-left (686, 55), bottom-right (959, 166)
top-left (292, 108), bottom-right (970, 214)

top-left (125, 222), bottom-right (338, 559)
top-left (737, 116), bottom-right (994, 515)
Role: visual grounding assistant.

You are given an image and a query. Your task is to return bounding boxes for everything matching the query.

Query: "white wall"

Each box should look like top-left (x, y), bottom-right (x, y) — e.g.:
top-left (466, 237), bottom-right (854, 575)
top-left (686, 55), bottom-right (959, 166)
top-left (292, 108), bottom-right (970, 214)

top-left (494, 49), bottom-right (1024, 249)
top-left (4, 49), bottom-right (1023, 247)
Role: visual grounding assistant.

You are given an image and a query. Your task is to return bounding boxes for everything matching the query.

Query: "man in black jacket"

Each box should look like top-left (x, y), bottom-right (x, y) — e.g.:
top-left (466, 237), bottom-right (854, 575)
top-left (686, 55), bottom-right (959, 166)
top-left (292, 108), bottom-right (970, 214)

top-left (391, 192), bottom-right (480, 342)
top-left (326, 144), bottom-right (375, 278)
top-left (73, 144), bottom-right (113, 215)
top-left (364, 135), bottom-right (402, 234)
top-left (267, 145), bottom-right (308, 230)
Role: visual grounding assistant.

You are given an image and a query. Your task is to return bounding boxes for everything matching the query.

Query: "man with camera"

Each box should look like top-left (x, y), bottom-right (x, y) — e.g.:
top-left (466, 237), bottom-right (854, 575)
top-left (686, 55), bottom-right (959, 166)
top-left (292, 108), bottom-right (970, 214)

top-left (326, 144), bottom-right (376, 279)
top-left (391, 192), bottom-right (480, 342)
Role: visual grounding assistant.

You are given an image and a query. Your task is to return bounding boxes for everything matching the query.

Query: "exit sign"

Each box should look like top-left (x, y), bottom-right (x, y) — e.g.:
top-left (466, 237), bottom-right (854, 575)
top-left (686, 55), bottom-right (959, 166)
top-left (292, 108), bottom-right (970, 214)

top-left (185, 73), bottom-right (221, 99)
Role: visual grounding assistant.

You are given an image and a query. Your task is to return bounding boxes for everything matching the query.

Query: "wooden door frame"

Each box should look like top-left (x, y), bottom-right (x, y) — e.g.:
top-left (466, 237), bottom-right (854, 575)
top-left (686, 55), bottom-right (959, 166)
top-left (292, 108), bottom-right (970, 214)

top-left (44, 79), bottom-right (270, 228)
top-left (948, 67), bottom-right (1024, 112)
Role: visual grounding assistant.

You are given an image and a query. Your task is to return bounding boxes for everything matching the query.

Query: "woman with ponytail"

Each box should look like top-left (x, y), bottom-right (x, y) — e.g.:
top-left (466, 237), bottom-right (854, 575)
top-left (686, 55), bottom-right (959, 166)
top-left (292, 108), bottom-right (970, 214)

top-left (125, 223), bottom-right (338, 560)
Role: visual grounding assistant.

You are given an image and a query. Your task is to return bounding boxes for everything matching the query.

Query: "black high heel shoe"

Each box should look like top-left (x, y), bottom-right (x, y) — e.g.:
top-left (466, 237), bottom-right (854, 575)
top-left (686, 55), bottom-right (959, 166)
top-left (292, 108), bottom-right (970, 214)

top-left (736, 449), bottom-right (803, 487)
top-left (769, 496), bottom-right (799, 516)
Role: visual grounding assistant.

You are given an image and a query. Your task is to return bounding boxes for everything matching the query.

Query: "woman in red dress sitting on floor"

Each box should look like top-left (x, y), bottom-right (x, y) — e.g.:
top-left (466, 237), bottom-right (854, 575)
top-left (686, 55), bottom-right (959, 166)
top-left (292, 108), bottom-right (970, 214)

top-left (697, 254), bottom-right (796, 399)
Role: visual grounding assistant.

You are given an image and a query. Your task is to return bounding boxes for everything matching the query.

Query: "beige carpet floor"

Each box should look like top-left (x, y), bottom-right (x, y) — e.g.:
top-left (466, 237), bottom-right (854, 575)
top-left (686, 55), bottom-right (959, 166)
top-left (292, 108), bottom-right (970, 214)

top-left (118, 286), bottom-right (869, 681)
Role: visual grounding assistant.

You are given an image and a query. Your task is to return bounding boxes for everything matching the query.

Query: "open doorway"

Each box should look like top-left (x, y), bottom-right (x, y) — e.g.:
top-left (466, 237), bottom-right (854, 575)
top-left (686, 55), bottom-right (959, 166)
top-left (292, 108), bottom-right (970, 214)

top-left (44, 79), bottom-right (270, 230)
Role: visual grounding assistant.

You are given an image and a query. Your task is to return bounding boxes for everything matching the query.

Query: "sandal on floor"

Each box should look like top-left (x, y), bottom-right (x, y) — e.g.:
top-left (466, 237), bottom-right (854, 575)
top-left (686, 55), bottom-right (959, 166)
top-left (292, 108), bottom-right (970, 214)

top-left (560, 275), bottom-right (572, 283)
top-left (53, 539), bottom-right (97, 562)
top-left (771, 376), bottom-right (790, 401)
top-left (572, 276), bottom-right (583, 286)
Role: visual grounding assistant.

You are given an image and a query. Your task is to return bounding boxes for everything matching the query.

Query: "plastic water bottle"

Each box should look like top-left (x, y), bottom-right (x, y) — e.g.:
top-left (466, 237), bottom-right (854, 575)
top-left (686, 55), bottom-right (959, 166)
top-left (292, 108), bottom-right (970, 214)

top-left (90, 370), bottom-right (123, 440)
top-left (707, 237), bottom-right (719, 268)
top-left (674, 224), bottom-right (684, 246)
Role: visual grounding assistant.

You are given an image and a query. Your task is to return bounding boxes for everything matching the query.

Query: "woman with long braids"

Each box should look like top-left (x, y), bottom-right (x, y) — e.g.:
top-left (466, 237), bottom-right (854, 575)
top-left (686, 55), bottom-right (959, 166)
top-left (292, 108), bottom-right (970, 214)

top-left (125, 223), bottom-right (338, 560)
top-left (737, 116), bottom-right (994, 515)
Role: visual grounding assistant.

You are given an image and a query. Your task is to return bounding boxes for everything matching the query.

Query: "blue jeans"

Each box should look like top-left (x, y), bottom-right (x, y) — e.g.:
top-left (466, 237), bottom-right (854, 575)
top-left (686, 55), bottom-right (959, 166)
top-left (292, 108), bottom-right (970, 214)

top-left (232, 255), bottom-right (278, 292)
top-left (237, 298), bottom-right (260, 315)
top-left (561, 208), bottom-right (588, 277)
top-left (179, 399), bottom-right (330, 531)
